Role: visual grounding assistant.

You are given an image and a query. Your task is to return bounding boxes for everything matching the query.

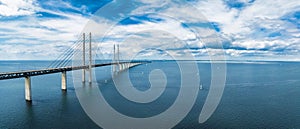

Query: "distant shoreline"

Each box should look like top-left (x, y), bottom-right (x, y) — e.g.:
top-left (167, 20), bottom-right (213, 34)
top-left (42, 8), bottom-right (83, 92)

top-left (1, 59), bottom-right (300, 63)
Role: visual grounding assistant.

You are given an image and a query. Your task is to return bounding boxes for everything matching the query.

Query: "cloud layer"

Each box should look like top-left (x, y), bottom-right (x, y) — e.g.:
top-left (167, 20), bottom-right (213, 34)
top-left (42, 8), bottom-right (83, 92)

top-left (0, 0), bottom-right (92, 60)
top-left (0, 0), bottom-right (299, 61)
top-left (0, 0), bottom-right (37, 16)
top-left (195, 0), bottom-right (300, 60)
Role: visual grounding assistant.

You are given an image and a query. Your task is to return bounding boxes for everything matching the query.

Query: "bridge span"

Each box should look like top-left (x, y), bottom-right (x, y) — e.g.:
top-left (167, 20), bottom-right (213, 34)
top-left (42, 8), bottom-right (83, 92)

top-left (0, 62), bottom-right (142, 80)
top-left (0, 32), bottom-right (147, 102)
top-left (0, 61), bottom-right (143, 102)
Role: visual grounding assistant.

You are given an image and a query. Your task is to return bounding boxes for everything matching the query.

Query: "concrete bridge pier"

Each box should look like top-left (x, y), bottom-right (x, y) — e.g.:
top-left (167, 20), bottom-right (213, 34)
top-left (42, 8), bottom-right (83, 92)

top-left (25, 76), bottom-right (32, 102)
top-left (119, 64), bottom-right (123, 71)
top-left (61, 71), bottom-right (67, 91)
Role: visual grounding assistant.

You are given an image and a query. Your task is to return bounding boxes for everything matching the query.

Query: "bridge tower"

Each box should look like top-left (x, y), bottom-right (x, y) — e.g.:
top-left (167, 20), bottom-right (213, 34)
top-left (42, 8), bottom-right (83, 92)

top-left (82, 33), bottom-right (86, 82)
top-left (88, 32), bottom-right (92, 84)
top-left (113, 44), bottom-right (121, 73)
top-left (113, 44), bottom-right (116, 73)
top-left (117, 44), bottom-right (120, 65)
top-left (81, 32), bottom-right (92, 83)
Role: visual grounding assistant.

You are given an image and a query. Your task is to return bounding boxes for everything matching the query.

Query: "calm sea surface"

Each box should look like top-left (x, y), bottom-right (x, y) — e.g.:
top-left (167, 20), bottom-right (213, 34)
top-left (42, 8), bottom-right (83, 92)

top-left (0, 60), bottom-right (300, 128)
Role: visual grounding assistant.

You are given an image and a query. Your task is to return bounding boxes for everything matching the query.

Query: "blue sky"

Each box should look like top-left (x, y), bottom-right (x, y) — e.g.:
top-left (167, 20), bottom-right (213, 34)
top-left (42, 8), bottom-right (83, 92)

top-left (0, 0), bottom-right (299, 61)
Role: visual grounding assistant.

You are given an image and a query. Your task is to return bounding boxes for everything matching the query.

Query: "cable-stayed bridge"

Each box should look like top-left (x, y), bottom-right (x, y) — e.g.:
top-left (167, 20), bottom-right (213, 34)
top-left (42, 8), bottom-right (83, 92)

top-left (0, 33), bottom-right (145, 102)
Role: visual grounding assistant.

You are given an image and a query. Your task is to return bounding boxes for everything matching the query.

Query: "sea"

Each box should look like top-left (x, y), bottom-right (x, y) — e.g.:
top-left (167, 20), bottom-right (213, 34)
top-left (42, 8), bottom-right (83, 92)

top-left (0, 60), bottom-right (300, 129)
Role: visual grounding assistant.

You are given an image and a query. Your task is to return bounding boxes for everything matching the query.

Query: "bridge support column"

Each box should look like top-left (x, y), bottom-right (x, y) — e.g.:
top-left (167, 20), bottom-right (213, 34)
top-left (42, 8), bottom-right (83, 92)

top-left (61, 71), bottom-right (67, 91)
top-left (25, 76), bottom-right (31, 102)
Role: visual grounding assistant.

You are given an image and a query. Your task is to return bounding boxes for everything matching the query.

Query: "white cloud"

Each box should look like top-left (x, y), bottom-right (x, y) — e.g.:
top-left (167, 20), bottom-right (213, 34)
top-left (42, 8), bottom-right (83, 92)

top-left (0, 0), bottom-right (37, 16)
top-left (1, 0), bottom-right (300, 60)
top-left (0, 1), bottom-right (90, 60)
top-left (193, 0), bottom-right (300, 60)
top-left (81, 1), bottom-right (223, 60)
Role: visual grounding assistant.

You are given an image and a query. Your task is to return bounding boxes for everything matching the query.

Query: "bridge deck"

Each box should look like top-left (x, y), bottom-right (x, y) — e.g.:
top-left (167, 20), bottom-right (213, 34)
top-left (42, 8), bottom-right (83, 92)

top-left (0, 62), bottom-right (141, 80)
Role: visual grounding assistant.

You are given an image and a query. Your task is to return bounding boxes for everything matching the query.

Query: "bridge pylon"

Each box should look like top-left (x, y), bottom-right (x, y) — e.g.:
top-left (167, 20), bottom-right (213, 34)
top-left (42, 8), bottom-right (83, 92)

top-left (82, 33), bottom-right (86, 82)
top-left (88, 32), bottom-right (92, 84)
top-left (81, 32), bottom-right (92, 83)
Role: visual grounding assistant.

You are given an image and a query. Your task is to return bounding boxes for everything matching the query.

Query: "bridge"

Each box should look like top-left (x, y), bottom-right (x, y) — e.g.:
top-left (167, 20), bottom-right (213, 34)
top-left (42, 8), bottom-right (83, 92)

top-left (0, 33), bottom-right (145, 102)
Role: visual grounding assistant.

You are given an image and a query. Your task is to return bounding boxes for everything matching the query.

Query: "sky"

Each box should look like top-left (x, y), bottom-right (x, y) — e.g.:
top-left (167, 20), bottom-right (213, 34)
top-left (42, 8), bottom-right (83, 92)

top-left (0, 0), bottom-right (299, 61)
